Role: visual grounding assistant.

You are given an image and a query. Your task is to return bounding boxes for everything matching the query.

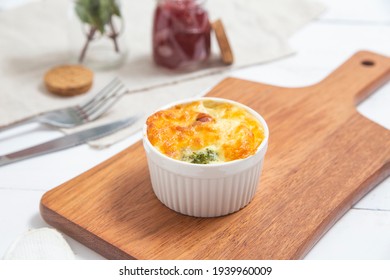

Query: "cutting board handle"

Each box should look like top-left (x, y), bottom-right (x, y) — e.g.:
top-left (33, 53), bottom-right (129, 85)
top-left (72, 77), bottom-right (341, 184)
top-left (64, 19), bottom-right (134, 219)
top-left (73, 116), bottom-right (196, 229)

top-left (313, 51), bottom-right (390, 106)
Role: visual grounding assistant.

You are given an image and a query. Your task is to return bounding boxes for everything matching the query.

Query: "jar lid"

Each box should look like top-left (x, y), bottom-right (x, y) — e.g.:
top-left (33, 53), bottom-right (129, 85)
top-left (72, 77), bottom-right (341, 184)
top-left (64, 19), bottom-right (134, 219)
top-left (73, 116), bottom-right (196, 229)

top-left (211, 19), bottom-right (234, 65)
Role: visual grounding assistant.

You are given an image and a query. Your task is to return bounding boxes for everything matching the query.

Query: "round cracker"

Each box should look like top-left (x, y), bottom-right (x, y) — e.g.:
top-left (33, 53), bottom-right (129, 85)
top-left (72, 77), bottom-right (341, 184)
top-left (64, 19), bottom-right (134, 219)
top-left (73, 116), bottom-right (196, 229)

top-left (44, 65), bottom-right (93, 96)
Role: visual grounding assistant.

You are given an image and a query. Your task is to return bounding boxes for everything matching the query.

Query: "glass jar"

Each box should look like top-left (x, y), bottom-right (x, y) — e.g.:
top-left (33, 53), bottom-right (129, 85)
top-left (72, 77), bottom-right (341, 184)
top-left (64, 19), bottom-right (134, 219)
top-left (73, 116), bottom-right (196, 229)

top-left (68, 0), bottom-right (128, 70)
top-left (152, 0), bottom-right (211, 70)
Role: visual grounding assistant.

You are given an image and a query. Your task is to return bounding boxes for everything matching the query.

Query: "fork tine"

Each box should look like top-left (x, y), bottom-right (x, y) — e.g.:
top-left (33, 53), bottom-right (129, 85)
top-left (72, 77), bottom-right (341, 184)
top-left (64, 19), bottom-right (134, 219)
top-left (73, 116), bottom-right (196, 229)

top-left (82, 82), bottom-right (126, 116)
top-left (81, 82), bottom-right (124, 113)
top-left (79, 79), bottom-right (124, 114)
top-left (79, 77), bottom-right (120, 108)
top-left (86, 90), bottom-right (127, 121)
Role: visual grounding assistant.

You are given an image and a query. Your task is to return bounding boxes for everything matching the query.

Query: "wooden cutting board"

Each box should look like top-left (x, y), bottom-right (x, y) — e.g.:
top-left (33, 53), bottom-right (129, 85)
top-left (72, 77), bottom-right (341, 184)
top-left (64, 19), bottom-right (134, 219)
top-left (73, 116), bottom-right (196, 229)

top-left (40, 51), bottom-right (390, 259)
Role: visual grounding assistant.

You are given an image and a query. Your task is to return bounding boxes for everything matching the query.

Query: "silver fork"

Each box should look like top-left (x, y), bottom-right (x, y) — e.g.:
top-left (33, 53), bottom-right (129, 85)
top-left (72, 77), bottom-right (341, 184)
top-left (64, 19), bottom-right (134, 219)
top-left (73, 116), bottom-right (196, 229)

top-left (0, 78), bottom-right (128, 132)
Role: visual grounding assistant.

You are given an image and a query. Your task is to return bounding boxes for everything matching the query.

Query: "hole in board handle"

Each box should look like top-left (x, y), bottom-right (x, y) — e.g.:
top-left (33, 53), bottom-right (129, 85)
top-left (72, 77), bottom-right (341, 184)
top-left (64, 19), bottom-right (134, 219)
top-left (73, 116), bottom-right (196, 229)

top-left (361, 60), bottom-right (375, 67)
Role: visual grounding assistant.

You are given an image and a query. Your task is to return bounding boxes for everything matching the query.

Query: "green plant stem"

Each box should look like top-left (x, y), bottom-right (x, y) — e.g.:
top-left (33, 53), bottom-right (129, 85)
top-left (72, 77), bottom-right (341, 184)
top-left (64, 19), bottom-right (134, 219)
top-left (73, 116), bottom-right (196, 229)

top-left (79, 26), bottom-right (97, 63)
top-left (109, 17), bottom-right (120, 53)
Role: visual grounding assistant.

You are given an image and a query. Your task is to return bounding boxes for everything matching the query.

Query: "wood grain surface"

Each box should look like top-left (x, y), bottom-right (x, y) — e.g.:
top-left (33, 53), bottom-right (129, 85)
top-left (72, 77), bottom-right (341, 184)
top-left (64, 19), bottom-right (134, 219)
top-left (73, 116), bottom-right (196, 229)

top-left (40, 51), bottom-right (390, 259)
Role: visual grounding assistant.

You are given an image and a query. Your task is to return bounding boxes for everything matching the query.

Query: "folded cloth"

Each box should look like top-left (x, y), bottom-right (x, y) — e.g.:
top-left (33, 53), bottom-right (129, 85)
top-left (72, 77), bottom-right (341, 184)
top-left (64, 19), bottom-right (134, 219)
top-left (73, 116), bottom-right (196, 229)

top-left (3, 228), bottom-right (74, 260)
top-left (0, 0), bottom-right (325, 148)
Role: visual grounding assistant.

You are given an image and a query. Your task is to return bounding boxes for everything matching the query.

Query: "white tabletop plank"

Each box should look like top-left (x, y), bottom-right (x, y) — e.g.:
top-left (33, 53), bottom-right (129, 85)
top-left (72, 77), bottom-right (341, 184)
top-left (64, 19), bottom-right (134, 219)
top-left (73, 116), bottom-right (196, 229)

top-left (305, 209), bottom-right (390, 259)
top-left (320, 0), bottom-right (390, 23)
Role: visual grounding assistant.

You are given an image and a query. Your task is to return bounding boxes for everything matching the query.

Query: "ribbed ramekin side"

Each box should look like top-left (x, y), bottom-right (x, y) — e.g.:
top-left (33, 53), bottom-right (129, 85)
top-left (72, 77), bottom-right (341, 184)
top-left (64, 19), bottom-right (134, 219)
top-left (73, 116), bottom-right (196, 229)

top-left (146, 158), bottom-right (264, 218)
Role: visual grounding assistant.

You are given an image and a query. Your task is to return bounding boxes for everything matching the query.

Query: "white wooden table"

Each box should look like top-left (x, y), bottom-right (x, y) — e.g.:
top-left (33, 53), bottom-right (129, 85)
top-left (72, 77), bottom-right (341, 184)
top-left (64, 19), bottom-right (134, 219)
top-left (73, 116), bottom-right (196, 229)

top-left (0, 0), bottom-right (389, 260)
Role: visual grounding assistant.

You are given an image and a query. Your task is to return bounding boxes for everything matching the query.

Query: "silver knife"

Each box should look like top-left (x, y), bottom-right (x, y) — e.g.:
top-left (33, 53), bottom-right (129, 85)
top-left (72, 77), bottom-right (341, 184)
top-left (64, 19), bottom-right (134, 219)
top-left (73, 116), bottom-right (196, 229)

top-left (0, 117), bottom-right (138, 167)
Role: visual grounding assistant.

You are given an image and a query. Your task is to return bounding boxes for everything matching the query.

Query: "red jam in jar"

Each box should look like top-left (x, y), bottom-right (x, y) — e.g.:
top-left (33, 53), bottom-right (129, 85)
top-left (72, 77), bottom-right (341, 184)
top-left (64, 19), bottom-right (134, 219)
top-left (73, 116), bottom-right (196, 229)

top-left (153, 0), bottom-right (211, 70)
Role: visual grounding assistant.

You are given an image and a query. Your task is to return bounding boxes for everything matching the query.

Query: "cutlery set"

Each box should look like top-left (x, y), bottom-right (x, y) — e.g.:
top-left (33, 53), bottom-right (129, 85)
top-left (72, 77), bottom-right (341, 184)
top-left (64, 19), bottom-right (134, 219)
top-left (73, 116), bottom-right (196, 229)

top-left (0, 78), bottom-right (135, 166)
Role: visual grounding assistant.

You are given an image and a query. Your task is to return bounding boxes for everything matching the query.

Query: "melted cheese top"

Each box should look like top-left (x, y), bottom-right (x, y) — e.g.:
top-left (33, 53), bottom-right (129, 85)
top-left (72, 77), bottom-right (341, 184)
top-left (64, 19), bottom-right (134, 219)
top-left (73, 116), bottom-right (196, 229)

top-left (146, 100), bottom-right (265, 163)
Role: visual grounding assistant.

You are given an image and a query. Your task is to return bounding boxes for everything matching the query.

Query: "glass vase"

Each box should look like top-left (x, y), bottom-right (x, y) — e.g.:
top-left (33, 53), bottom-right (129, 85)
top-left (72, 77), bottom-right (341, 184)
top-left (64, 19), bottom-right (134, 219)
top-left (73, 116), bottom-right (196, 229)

top-left (68, 0), bottom-right (128, 70)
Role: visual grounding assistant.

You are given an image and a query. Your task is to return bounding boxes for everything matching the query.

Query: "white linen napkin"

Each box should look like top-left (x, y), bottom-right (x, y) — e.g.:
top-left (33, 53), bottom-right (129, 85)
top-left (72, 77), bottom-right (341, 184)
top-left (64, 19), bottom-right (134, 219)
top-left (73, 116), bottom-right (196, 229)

top-left (0, 0), bottom-right (325, 148)
top-left (3, 228), bottom-right (74, 260)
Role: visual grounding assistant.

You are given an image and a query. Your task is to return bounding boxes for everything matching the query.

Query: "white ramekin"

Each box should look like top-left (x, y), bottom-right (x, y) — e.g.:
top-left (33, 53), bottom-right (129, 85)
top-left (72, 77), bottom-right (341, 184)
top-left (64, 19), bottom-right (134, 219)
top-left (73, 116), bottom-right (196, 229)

top-left (142, 97), bottom-right (269, 218)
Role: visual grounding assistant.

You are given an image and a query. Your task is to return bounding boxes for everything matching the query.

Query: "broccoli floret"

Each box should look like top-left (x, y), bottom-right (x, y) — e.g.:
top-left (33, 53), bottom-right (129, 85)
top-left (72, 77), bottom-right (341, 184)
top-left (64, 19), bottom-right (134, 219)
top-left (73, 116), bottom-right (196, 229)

top-left (183, 148), bottom-right (219, 164)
